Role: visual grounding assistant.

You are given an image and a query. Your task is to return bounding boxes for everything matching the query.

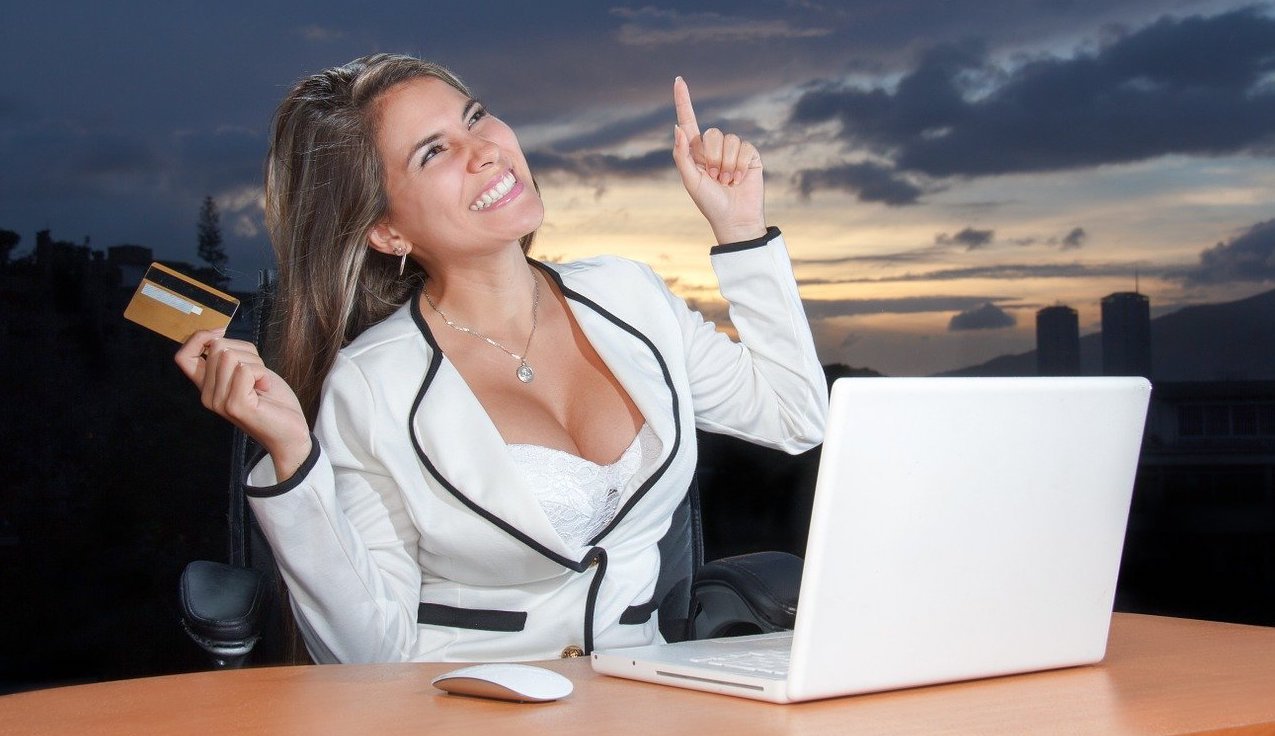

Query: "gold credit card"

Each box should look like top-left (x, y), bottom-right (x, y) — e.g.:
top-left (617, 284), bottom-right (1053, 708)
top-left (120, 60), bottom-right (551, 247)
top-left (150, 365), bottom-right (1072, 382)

top-left (123, 262), bottom-right (240, 342)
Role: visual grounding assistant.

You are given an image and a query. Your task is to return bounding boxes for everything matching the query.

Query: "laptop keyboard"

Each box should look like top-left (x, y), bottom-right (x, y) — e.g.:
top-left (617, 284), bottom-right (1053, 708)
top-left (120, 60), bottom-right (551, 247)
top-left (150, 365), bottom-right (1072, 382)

top-left (687, 647), bottom-right (791, 676)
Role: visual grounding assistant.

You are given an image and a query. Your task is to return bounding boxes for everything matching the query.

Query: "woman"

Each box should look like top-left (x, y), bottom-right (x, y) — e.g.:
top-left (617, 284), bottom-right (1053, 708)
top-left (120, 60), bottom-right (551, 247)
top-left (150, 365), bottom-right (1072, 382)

top-left (177, 53), bottom-right (826, 664)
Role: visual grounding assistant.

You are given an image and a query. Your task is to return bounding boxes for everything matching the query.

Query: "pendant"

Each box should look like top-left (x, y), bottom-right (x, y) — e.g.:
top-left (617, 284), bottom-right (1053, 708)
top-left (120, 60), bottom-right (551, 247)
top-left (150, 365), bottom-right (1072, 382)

top-left (516, 362), bottom-right (535, 384)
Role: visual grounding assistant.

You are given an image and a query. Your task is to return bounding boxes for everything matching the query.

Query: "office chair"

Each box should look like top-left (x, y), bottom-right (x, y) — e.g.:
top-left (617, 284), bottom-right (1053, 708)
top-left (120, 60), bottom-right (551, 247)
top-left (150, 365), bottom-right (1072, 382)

top-left (179, 278), bottom-right (804, 668)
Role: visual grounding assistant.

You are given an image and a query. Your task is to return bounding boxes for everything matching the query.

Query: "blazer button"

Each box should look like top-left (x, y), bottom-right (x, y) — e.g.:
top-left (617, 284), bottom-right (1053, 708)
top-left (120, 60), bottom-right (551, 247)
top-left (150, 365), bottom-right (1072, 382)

top-left (561, 645), bottom-right (585, 658)
top-left (589, 557), bottom-right (599, 568)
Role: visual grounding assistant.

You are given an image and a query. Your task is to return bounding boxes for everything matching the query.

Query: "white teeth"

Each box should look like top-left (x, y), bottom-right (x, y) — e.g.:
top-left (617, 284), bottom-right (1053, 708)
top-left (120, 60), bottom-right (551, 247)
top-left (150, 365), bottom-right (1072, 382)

top-left (470, 172), bottom-right (517, 211)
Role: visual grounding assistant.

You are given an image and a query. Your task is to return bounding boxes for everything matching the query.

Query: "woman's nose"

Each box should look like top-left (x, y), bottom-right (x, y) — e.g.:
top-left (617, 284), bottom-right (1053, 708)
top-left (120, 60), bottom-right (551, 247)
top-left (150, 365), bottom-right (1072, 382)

top-left (467, 136), bottom-right (500, 172)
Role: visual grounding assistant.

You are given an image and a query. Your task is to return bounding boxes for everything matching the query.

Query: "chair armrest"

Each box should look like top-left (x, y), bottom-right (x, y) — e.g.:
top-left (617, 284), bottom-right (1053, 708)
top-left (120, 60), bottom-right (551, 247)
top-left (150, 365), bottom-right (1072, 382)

top-left (689, 551), bottom-right (802, 640)
top-left (179, 560), bottom-right (264, 667)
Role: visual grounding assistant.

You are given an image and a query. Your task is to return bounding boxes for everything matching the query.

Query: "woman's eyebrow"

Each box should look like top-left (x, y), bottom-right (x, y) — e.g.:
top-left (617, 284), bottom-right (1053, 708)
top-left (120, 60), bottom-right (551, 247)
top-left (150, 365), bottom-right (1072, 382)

top-left (405, 97), bottom-right (482, 168)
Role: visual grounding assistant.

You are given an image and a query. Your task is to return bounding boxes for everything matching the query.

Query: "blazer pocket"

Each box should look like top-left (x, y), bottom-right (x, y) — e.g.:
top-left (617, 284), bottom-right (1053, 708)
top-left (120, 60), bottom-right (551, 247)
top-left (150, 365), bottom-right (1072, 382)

top-left (417, 602), bottom-right (528, 632)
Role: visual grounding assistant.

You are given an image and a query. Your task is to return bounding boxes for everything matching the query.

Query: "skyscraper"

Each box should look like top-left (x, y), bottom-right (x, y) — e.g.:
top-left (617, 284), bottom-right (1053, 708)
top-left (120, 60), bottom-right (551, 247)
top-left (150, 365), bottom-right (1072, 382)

top-left (1036, 305), bottom-right (1080, 376)
top-left (1101, 291), bottom-right (1152, 377)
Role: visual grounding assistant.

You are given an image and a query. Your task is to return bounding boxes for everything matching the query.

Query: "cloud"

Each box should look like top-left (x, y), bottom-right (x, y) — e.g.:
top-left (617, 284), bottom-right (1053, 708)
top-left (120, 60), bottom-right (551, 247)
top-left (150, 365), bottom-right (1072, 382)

top-left (1059, 226), bottom-right (1087, 250)
top-left (790, 7), bottom-right (1275, 179)
top-left (175, 126), bottom-right (266, 198)
top-left (611, 7), bottom-right (831, 46)
top-left (525, 148), bottom-right (670, 181)
top-left (948, 302), bottom-right (1016, 331)
top-left (793, 224), bottom-right (1093, 272)
top-left (544, 103), bottom-right (765, 157)
top-left (936, 226), bottom-right (994, 250)
top-left (0, 121), bottom-right (167, 201)
top-left (802, 295), bottom-right (1016, 319)
top-left (792, 248), bottom-right (938, 267)
top-left (1184, 219), bottom-right (1275, 284)
top-left (797, 261), bottom-right (1155, 285)
top-left (547, 107), bottom-right (673, 155)
top-left (794, 161), bottom-right (926, 205)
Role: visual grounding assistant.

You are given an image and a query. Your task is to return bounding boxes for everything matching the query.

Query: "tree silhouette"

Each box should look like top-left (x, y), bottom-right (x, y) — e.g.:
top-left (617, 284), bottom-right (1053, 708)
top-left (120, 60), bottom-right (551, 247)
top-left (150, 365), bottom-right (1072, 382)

top-left (197, 196), bottom-right (228, 286)
top-left (0, 228), bottom-right (19, 266)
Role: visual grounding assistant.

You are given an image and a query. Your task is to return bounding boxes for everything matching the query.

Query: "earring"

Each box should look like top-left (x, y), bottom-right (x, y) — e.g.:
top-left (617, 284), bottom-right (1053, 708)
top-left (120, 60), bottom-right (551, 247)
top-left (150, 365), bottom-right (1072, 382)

top-left (394, 247), bottom-right (407, 276)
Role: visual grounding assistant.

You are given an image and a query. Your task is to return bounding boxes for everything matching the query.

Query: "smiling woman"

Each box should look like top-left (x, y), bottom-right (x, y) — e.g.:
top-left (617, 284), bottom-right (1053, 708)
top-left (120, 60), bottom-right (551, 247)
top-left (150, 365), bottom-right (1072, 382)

top-left (172, 53), bottom-right (828, 664)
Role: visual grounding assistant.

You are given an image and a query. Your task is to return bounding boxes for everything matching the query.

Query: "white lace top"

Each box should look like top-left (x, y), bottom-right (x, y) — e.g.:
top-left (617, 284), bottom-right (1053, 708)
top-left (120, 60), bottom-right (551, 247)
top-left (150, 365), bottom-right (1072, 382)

top-left (508, 424), bottom-right (661, 548)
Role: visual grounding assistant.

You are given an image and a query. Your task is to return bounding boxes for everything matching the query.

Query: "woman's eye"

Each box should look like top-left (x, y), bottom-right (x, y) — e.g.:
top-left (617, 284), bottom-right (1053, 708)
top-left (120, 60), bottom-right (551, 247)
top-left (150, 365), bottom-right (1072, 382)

top-left (467, 107), bottom-right (488, 127)
top-left (420, 144), bottom-right (444, 166)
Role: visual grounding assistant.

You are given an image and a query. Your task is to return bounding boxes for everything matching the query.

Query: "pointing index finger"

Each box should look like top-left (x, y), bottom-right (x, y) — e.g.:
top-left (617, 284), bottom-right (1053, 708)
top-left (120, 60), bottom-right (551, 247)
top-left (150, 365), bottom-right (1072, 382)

top-left (673, 76), bottom-right (701, 138)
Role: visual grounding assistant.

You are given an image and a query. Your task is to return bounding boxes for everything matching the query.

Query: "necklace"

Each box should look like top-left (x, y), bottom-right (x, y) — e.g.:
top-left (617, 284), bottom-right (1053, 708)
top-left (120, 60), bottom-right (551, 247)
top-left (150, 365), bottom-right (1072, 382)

top-left (423, 274), bottom-right (541, 384)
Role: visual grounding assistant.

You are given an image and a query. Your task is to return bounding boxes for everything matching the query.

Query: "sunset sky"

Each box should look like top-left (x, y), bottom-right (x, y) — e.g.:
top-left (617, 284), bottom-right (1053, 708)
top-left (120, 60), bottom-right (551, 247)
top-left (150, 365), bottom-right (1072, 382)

top-left (3, 1), bottom-right (1272, 375)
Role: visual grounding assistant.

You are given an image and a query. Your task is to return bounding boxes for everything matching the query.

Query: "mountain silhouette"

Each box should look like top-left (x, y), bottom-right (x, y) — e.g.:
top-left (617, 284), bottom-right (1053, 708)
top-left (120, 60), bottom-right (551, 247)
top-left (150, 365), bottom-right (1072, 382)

top-left (936, 288), bottom-right (1275, 379)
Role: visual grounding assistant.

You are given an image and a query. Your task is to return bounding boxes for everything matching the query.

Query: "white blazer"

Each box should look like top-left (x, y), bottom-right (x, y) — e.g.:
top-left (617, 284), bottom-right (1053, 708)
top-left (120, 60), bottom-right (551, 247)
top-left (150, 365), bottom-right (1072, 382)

top-left (246, 228), bottom-right (828, 663)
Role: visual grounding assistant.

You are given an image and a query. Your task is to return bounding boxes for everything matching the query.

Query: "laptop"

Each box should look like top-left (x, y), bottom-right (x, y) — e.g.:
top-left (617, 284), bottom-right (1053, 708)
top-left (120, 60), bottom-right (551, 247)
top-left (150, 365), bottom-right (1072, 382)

top-left (592, 376), bottom-right (1152, 703)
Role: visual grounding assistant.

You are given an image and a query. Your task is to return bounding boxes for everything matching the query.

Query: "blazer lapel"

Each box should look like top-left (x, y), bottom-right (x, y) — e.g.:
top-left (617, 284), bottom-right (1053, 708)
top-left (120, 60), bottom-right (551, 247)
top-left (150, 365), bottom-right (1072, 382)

top-left (407, 301), bottom-right (579, 565)
top-left (546, 263), bottom-right (682, 510)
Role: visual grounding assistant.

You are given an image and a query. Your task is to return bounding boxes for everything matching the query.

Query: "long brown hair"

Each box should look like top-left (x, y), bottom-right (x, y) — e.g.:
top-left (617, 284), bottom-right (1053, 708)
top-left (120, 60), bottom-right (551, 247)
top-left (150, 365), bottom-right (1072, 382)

top-left (264, 53), bottom-right (534, 421)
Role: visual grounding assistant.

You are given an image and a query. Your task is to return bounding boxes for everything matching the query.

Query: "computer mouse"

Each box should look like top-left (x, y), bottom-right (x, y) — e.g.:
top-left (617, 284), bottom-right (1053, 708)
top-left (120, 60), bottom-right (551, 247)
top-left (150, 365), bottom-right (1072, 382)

top-left (431, 663), bottom-right (574, 703)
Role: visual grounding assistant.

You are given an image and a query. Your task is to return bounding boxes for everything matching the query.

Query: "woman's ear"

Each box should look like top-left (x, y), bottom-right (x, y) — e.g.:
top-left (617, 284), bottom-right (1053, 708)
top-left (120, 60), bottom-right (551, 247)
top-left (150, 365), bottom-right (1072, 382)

top-left (367, 222), bottom-right (403, 256)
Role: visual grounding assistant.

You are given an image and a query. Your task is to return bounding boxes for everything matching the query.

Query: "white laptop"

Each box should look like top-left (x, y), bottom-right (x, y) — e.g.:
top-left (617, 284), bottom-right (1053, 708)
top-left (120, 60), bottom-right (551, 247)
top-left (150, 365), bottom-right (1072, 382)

top-left (592, 376), bottom-right (1152, 703)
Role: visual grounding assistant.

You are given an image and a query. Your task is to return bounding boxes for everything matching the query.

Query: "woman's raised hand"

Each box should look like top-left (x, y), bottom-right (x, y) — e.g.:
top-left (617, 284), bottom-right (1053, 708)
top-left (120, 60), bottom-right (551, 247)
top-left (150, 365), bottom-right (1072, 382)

top-left (176, 329), bottom-right (313, 481)
top-left (672, 76), bottom-right (767, 245)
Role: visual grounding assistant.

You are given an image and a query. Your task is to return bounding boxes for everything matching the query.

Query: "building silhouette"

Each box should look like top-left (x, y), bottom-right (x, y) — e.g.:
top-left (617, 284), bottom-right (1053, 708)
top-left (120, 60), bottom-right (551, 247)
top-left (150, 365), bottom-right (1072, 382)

top-left (1102, 291), bottom-right (1152, 377)
top-left (1123, 380), bottom-right (1275, 625)
top-left (1036, 305), bottom-right (1081, 376)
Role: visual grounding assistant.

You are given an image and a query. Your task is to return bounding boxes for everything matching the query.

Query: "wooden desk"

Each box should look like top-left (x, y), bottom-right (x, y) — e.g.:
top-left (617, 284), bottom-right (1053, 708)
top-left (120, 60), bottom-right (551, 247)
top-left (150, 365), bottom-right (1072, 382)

top-left (2, 614), bottom-right (1273, 735)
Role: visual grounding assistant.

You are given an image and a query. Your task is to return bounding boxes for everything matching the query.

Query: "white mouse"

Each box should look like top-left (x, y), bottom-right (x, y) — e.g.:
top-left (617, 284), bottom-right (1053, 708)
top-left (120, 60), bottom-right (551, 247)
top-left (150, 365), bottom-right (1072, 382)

top-left (431, 663), bottom-right (574, 702)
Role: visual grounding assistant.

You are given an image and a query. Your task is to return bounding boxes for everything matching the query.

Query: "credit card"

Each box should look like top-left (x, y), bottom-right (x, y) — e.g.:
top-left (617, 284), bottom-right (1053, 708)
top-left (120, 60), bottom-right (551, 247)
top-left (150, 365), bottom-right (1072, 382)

top-left (123, 262), bottom-right (240, 342)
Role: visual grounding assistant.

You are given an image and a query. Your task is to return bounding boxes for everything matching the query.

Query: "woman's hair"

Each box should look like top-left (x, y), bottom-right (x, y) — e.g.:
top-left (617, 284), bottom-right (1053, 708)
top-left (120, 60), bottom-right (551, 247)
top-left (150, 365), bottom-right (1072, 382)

top-left (264, 53), bottom-right (534, 422)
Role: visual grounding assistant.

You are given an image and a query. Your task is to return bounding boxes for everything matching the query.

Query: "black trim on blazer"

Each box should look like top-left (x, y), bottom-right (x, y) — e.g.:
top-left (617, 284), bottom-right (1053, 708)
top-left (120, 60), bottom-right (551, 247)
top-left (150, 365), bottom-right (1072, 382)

top-left (407, 288), bottom-right (581, 570)
top-left (708, 226), bottom-right (781, 256)
top-left (407, 264), bottom-right (684, 654)
top-left (406, 268), bottom-right (682, 568)
top-left (243, 434), bottom-right (321, 498)
top-left (583, 547), bottom-right (607, 653)
top-left (417, 602), bottom-right (527, 632)
top-left (529, 261), bottom-right (682, 547)
top-left (619, 598), bottom-right (659, 625)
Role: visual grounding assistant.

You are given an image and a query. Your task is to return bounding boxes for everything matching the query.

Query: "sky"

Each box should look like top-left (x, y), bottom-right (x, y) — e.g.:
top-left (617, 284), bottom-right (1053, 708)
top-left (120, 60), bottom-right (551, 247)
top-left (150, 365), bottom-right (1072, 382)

top-left (2, 0), bottom-right (1273, 375)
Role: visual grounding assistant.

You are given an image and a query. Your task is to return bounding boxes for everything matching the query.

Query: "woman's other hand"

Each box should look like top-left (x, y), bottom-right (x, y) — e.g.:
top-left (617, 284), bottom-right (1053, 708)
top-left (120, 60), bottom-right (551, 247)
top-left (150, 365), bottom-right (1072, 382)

top-left (176, 329), bottom-right (313, 480)
top-left (672, 76), bottom-right (767, 245)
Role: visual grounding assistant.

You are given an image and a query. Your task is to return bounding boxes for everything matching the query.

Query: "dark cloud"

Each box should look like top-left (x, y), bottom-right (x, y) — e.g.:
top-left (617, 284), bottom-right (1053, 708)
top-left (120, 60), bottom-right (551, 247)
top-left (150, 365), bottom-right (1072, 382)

top-left (797, 261), bottom-right (1156, 285)
top-left (611, 6), bottom-right (832, 45)
top-left (2, 0), bottom-right (1266, 292)
top-left (1059, 226), bottom-right (1087, 250)
top-left (948, 302), bottom-right (1016, 331)
top-left (526, 148), bottom-right (670, 180)
top-left (792, 224), bottom-right (1092, 271)
top-left (792, 248), bottom-right (939, 267)
top-left (0, 122), bottom-right (165, 201)
top-left (545, 102), bottom-right (764, 157)
top-left (936, 226), bottom-right (994, 250)
top-left (791, 6), bottom-right (1275, 179)
top-left (1184, 219), bottom-right (1275, 284)
top-left (803, 295), bottom-right (1016, 319)
top-left (549, 107), bottom-right (673, 154)
top-left (794, 161), bottom-right (926, 205)
top-left (175, 127), bottom-right (268, 197)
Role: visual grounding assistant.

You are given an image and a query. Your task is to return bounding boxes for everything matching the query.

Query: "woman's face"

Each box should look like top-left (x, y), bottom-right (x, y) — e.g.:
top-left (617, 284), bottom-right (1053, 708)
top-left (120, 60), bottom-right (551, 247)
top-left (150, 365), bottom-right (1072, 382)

top-left (373, 76), bottom-right (543, 264)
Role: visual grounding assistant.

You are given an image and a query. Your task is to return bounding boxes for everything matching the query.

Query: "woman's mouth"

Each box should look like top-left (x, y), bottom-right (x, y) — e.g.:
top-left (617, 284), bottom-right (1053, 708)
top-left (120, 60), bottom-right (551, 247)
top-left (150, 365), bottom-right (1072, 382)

top-left (470, 171), bottom-right (520, 211)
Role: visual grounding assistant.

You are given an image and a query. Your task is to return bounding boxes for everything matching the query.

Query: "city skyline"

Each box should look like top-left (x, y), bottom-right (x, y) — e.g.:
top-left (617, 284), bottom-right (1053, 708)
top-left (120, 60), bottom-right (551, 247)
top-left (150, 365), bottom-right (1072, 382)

top-left (3, 1), bottom-right (1272, 375)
